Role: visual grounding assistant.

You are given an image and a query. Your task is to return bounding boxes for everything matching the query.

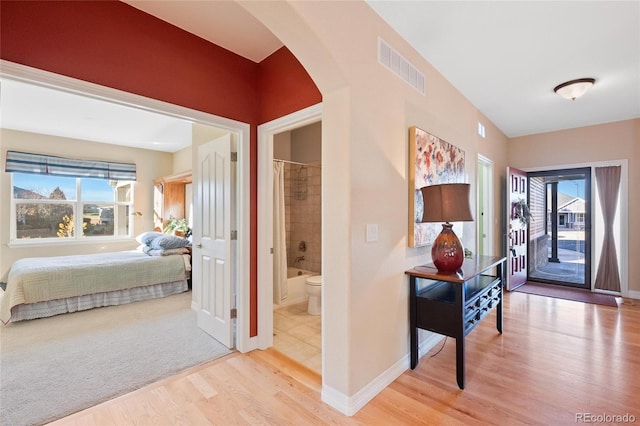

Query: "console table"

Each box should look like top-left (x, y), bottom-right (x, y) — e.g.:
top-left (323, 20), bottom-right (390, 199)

top-left (405, 255), bottom-right (506, 389)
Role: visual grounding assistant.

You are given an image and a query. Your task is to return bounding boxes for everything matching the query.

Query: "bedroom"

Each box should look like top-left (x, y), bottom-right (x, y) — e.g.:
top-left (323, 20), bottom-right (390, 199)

top-left (1, 127), bottom-right (176, 278)
top-left (0, 58), bottom-right (263, 420)
top-left (0, 65), bottom-right (258, 320)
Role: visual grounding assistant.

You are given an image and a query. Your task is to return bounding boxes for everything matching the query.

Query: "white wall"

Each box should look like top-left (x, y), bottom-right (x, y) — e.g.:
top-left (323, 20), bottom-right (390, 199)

top-left (242, 0), bottom-right (509, 410)
top-left (172, 145), bottom-right (192, 175)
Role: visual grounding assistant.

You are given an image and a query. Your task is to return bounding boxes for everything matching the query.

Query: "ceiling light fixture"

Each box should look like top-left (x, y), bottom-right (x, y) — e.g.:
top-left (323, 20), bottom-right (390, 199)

top-left (553, 78), bottom-right (596, 101)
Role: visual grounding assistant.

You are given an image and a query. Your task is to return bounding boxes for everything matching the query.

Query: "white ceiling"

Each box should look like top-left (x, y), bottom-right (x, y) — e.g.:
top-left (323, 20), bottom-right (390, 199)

top-left (367, 1), bottom-right (640, 137)
top-left (1, 1), bottom-right (638, 150)
top-left (1, 79), bottom-right (194, 153)
top-left (123, 0), bottom-right (283, 63)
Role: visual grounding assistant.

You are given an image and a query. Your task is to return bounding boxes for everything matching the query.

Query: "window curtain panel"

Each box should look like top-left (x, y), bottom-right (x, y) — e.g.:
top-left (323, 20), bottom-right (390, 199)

top-left (594, 165), bottom-right (621, 292)
top-left (273, 161), bottom-right (288, 304)
top-left (5, 151), bottom-right (136, 181)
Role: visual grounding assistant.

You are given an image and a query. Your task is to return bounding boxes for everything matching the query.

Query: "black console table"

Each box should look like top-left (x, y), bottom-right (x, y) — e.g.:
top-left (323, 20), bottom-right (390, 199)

top-left (405, 255), bottom-right (506, 389)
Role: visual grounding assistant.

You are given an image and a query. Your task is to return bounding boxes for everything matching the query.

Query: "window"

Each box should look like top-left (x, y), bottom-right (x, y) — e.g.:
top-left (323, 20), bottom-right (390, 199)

top-left (11, 173), bottom-right (133, 241)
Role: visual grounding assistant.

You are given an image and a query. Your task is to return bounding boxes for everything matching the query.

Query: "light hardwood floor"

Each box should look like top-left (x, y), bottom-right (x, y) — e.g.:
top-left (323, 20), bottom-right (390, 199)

top-left (50, 291), bottom-right (640, 425)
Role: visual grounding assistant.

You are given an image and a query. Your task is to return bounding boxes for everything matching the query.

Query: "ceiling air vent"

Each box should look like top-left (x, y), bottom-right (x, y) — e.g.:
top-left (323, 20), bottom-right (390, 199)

top-left (378, 38), bottom-right (425, 95)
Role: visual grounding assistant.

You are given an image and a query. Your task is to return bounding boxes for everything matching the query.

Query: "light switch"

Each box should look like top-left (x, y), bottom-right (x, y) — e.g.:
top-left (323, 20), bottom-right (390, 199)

top-left (366, 224), bottom-right (378, 242)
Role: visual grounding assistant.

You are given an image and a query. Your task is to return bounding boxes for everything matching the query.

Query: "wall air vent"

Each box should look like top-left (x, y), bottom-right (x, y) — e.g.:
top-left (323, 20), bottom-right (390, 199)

top-left (378, 38), bottom-right (425, 95)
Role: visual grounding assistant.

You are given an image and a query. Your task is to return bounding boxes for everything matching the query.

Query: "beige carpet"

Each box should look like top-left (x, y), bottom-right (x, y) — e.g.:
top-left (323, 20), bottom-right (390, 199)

top-left (1, 291), bottom-right (193, 351)
top-left (0, 292), bottom-right (232, 426)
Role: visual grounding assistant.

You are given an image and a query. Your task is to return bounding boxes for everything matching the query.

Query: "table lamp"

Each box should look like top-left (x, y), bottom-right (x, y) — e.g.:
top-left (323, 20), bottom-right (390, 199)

top-left (420, 183), bottom-right (473, 273)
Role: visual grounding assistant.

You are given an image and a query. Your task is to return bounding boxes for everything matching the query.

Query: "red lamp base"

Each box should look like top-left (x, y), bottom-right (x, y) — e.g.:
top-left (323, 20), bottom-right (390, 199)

top-left (431, 223), bottom-right (464, 274)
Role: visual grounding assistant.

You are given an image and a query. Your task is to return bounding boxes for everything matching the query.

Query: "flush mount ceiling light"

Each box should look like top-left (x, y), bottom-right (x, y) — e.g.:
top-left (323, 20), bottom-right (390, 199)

top-left (553, 78), bottom-right (596, 100)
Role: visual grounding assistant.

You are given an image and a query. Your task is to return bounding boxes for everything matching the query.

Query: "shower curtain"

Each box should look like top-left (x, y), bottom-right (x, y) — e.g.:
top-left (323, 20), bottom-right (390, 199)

top-left (273, 161), bottom-right (288, 303)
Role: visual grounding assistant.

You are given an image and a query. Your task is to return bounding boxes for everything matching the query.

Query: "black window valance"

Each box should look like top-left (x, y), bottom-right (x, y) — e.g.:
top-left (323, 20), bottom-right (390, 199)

top-left (5, 151), bottom-right (136, 181)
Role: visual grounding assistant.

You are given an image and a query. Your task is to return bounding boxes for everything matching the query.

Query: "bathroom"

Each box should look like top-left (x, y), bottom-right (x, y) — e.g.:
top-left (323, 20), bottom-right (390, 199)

top-left (272, 121), bottom-right (322, 373)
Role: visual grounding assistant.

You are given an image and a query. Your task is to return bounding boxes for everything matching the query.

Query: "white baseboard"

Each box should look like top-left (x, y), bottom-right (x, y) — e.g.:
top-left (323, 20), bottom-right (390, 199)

top-left (321, 332), bottom-right (444, 416)
top-left (320, 384), bottom-right (351, 416)
top-left (627, 290), bottom-right (640, 300)
top-left (237, 335), bottom-right (258, 353)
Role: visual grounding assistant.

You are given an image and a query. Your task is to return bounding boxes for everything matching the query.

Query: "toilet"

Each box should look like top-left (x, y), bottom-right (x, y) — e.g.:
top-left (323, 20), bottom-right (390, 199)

top-left (305, 275), bottom-right (322, 315)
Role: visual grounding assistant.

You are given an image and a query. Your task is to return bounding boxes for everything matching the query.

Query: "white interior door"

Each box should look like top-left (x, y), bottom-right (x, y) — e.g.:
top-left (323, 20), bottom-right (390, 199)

top-left (506, 166), bottom-right (528, 290)
top-left (193, 134), bottom-right (235, 348)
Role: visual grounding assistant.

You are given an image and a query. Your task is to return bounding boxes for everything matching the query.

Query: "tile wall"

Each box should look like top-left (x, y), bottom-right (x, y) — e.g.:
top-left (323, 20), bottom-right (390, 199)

top-left (284, 163), bottom-right (322, 273)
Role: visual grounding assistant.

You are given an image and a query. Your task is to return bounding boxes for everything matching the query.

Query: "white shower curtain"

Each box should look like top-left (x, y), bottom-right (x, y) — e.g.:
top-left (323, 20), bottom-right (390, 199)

top-left (273, 161), bottom-right (288, 304)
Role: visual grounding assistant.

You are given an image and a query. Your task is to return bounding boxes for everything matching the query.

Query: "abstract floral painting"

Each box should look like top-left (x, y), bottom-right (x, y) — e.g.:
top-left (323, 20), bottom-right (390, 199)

top-left (408, 126), bottom-right (466, 247)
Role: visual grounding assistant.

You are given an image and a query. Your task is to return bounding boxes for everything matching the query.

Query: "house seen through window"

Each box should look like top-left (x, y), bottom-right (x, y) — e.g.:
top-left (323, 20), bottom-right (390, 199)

top-left (12, 173), bottom-right (133, 241)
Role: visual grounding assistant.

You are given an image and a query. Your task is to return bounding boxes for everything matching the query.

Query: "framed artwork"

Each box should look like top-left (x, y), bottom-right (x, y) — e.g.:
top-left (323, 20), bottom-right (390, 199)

top-left (408, 126), bottom-right (466, 247)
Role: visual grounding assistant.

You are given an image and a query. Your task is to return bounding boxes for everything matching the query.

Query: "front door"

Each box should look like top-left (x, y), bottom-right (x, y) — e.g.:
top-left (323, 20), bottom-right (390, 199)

top-left (506, 167), bottom-right (528, 290)
top-left (193, 135), bottom-right (235, 348)
top-left (527, 168), bottom-right (591, 288)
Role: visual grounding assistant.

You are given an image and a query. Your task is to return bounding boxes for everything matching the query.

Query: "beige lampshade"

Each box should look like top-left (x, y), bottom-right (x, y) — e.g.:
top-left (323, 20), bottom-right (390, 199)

top-left (420, 183), bottom-right (473, 223)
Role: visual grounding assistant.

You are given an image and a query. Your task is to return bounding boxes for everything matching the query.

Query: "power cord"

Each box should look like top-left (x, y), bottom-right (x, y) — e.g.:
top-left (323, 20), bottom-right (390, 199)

top-left (430, 337), bottom-right (448, 357)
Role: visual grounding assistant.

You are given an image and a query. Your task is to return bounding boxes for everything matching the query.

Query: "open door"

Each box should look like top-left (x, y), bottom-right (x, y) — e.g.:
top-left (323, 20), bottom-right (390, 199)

top-left (193, 135), bottom-right (235, 348)
top-left (506, 167), bottom-right (528, 290)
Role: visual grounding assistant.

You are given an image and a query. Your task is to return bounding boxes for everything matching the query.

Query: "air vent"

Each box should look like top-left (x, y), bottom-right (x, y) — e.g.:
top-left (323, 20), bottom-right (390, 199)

top-left (378, 38), bottom-right (425, 95)
top-left (478, 122), bottom-right (486, 138)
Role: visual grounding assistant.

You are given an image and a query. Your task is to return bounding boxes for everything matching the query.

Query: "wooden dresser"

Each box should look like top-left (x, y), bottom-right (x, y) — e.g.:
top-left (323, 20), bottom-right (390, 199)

top-left (153, 171), bottom-right (192, 231)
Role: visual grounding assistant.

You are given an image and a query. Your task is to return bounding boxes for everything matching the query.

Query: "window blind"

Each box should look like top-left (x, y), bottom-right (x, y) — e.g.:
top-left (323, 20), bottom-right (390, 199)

top-left (5, 151), bottom-right (136, 181)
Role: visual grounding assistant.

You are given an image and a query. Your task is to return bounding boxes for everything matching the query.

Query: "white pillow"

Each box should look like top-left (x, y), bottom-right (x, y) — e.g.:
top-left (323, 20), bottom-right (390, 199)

top-left (135, 231), bottom-right (164, 245)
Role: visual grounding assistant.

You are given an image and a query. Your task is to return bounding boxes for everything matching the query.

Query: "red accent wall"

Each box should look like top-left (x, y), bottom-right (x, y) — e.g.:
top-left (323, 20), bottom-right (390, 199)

top-left (258, 48), bottom-right (322, 124)
top-left (1, 0), bottom-right (322, 337)
top-left (0, 0), bottom-right (259, 123)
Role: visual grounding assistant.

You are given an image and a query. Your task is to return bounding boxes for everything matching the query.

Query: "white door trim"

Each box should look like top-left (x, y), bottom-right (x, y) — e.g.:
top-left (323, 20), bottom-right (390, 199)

top-left (477, 154), bottom-right (494, 256)
top-left (0, 60), bottom-right (253, 351)
top-left (257, 103), bottom-right (322, 350)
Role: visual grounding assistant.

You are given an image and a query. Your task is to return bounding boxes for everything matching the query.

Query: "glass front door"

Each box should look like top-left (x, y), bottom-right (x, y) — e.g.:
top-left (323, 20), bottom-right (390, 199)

top-left (527, 168), bottom-right (591, 288)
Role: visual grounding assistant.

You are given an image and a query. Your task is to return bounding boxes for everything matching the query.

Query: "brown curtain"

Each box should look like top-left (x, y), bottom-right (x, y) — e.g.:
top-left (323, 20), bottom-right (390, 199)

top-left (594, 166), bottom-right (621, 292)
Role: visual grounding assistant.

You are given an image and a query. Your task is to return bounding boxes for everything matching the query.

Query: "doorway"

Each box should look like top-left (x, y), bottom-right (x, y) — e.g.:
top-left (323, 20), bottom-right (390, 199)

top-left (1, 62), bottom-right (254, 352)
top-left (527, 168), bottom-right (591, 288)
top-left (271, 122), bottom-right (322, 373)
top-left (257, 103), bottom-right (323, 373)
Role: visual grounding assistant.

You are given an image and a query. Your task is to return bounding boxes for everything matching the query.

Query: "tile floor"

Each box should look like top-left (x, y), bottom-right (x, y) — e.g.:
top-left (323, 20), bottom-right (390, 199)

top-left (273, 301), bottom-right (322, 374)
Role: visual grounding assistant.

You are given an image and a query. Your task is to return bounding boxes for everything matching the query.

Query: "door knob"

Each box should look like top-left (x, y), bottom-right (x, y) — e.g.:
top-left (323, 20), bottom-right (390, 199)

top-left (196, 244), bottom-right (203, 249)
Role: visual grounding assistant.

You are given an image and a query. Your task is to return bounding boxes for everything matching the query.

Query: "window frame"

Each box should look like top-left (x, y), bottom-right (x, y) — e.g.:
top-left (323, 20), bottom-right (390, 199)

top-left (9, 173), bottom-right (135, 245)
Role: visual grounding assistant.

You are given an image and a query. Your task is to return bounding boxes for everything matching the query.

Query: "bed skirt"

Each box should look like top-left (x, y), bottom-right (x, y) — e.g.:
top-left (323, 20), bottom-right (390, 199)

top-left (8, 280), bottom-right (189, 323)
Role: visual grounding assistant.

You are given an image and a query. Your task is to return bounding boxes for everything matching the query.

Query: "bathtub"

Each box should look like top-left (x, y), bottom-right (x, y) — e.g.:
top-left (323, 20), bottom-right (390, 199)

top-left (275, 267), bottom-right (318, 307)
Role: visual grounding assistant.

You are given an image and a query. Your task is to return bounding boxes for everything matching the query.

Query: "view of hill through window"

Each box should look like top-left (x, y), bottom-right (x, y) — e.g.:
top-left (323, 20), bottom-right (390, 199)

top-left (12, 173), bottom-right (132, 240)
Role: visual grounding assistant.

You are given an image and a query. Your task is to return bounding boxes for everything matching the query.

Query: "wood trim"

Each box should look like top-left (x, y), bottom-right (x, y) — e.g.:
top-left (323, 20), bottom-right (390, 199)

top-left (153, 171), bottom-right (192, 185)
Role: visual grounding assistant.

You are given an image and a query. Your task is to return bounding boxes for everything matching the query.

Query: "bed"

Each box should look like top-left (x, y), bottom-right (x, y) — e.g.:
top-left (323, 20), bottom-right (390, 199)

top-left (0, 249), bottom-right (191, 324)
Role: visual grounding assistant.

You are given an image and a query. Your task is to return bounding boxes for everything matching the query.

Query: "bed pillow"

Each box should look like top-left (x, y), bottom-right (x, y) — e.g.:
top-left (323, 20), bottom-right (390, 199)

top-left (135, 231), bottom-right (164, 246)
top-left (150, 234), bottom-right (191, 250)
